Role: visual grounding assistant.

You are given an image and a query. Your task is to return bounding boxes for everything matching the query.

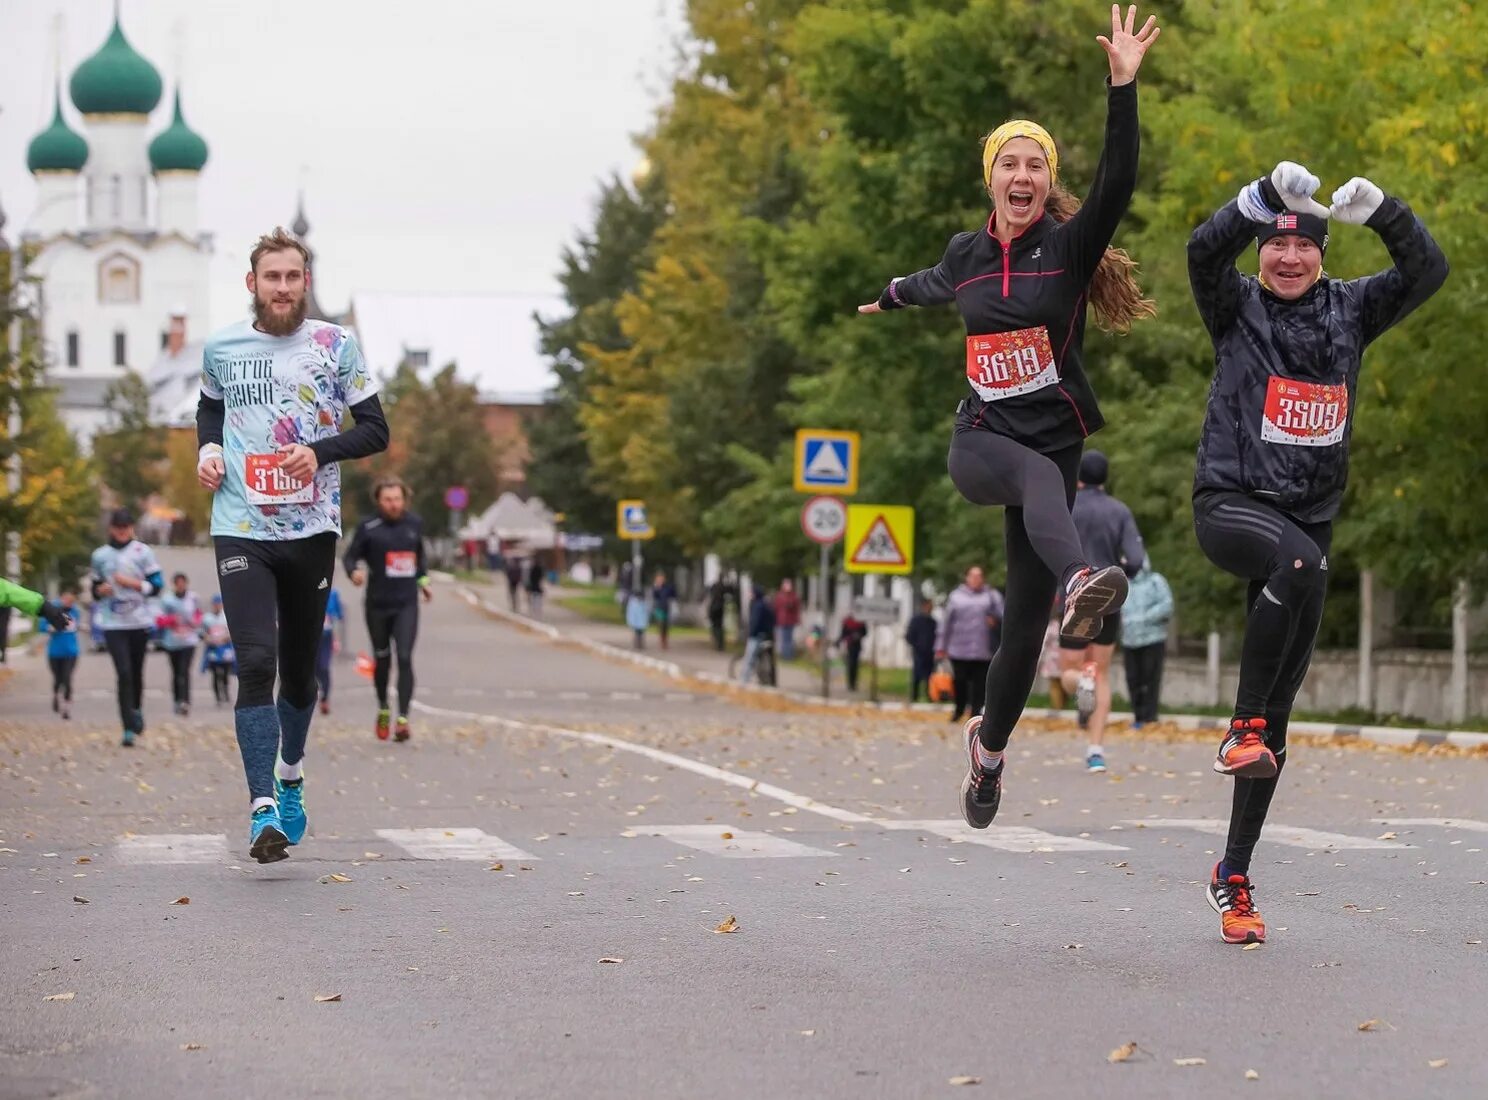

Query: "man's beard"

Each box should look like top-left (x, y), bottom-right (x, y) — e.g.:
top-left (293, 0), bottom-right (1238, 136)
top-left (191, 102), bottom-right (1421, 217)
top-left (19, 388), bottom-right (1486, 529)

top-left (250, 292), bottom-right (307, 336)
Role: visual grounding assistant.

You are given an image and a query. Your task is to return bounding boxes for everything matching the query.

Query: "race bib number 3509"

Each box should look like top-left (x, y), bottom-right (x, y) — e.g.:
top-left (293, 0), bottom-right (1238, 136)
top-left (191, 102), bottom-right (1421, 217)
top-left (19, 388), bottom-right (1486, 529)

top-left (244, 454), bottom-right (315, 506)
top-left (965, 327), bottom-right (1059, 402)
top-left (1261, 377), bottom-right (1349, 447)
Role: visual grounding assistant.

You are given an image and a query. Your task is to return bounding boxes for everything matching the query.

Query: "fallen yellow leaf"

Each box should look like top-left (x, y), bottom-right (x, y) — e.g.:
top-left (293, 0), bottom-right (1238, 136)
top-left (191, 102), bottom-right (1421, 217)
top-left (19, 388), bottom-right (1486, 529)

top-left (1173, 1058), bottom-right (1206, 1067)
top-left (1242, 942), bottom-right (1261, 951)
top-left (714, 915), bottom-right (740, 934)
top-left (1245, 1069), bottom-right (1259, 1081)
top-left (1357, 1019), bottom-right (1383, 1032)
top-left (327, 873), bottom-right (352, 883)
top-left (74, 856), bottom-right (91, 864)
top-left (313, 993), bottom-right (342, 1003)
top-left (180, 1043), bottom-right (204, 1051)
top-left (720, 832), bottom-right (734, 840)
top-left (1428, 1059), bottom-right (1447, 1069)
top-left (948, 1076), bottom-right (981, 1086)
top-left (1108, 1041), bottom-right (1138, 1064)
top-left (1377, 831), bottom-right (1398, 840)
top-left (172, 897), bottom-right (190, 905)
top-left (43, 992), bottom-right (75, 1002)
top-left (487, 863), bottom-right (504, 872)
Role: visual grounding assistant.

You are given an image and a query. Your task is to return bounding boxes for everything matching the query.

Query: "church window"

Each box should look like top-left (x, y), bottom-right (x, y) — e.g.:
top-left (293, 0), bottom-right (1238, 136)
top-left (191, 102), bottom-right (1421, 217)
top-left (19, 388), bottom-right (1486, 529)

top-left (66, 331), bottom-right (79, 367)
top-left (114, 331), bottom-right (127, 367)
top-left (98, 252), bottom-right (141, 304)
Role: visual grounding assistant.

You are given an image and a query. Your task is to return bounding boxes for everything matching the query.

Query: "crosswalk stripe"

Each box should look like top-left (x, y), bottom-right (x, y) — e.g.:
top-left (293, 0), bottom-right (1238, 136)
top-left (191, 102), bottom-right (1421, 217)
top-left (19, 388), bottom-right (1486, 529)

top-left (1375, 817), bottom-right (1488, 833)
top-left (878, 819), bottom-right (1128, 853)
top-left (636, 825), bottom-right (836, 858)
top-left (117, 833), bottom-right (228, 864)
top-left (1129, 818), bottom-right (1412, 850)
top-left (374, 827), bottom-right (537, 862)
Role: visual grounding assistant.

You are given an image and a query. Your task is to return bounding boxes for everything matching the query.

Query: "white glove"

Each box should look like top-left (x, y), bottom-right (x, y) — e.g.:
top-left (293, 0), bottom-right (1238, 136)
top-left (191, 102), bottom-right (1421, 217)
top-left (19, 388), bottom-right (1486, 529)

top-left (1329, 176), bottom-right (1384, 225)
top-left (1271, 161), bottom-right (1331, 219)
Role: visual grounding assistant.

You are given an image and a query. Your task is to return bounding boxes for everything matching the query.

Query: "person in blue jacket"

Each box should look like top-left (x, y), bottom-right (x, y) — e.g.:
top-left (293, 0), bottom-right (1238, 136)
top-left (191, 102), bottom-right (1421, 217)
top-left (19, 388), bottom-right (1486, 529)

top-left (38, 589), bottom-right (82, 720)
top-left (315, 587), bottom-right (344, 714)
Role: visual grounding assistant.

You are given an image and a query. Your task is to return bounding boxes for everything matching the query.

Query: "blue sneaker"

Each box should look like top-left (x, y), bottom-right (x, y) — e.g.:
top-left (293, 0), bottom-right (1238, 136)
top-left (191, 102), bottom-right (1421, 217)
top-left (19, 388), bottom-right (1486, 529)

top-left (121, 728), bottom-right (135, 747)
top-left (248, 805), bottom-right (290, 864)
top-left (1086, 751), bottom-right (1107, 774)
top-left (274, 774), bottom-right (307, 845)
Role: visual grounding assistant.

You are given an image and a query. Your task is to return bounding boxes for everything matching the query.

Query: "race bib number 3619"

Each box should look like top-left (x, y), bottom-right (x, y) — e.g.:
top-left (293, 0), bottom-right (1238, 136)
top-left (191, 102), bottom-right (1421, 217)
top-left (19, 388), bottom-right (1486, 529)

top-left (965, 327), bottom-right (1059, 402)
top-left (244, 454), bottom-right (315, 506)
top-left (1261, 377), bottom-right (1348, 447)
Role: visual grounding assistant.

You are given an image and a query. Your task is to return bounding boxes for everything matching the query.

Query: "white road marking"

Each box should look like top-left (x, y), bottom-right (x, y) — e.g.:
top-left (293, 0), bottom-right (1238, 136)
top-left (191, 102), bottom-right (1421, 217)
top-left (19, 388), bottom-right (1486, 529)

top-left (879, 819), bottom-right (1128, 853)
top-left (1375, 817), bottom-right (1488, 833)
top-left (1130, 818), bottom-right (1412, 850)
top-left (117, 833), bottom-right (228, 864)
top-left (375, 827), bottom-right (537, 862)
top-left (414, 700), bottom-right (873, 825)
top-left (638, 825), bottom-right (837, 858)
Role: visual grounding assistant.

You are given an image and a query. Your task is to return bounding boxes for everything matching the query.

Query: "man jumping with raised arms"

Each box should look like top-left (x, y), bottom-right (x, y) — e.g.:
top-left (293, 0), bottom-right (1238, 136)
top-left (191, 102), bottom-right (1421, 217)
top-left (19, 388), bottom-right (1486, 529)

top-left (198, 227), bottom-right (389, 863)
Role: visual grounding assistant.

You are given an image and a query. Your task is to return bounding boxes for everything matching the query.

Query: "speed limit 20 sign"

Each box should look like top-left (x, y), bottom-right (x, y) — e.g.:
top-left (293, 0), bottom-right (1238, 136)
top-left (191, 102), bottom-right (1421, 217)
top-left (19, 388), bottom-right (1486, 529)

top-left (800, 495), bottom-right (847, 545)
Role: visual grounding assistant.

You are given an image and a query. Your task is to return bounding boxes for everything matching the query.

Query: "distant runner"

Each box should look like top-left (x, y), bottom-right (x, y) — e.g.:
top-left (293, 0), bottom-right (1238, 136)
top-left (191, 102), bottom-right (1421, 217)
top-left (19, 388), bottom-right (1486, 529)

top-left (344, 476), bottom-right (430, 743)
top-left (90, 509), bottom-right (163, 746)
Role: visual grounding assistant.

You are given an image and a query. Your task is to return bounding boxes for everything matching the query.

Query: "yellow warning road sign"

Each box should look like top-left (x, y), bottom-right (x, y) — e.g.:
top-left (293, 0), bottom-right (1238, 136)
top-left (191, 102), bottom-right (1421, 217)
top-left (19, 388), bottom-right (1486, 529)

top-left (845, 504), bottom-right (914, 575)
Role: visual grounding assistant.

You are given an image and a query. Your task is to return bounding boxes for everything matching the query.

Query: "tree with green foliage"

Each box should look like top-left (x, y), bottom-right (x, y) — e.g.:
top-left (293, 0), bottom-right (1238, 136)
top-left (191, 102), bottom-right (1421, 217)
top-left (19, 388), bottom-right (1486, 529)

top-left (93, 372), bottom-right (165, 514)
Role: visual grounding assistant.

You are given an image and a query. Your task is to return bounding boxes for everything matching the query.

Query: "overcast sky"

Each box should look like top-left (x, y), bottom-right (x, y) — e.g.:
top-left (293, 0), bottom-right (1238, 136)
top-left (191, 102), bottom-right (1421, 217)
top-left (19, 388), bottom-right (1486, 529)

top-left (0, 0), bottom-right (682, 362)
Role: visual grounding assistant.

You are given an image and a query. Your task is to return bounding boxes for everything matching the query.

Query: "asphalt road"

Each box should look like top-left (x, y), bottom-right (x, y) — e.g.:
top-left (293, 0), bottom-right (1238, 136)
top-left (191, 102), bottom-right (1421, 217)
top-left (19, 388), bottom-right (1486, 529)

top-left (2, 549), bottom-right (1485, 1100)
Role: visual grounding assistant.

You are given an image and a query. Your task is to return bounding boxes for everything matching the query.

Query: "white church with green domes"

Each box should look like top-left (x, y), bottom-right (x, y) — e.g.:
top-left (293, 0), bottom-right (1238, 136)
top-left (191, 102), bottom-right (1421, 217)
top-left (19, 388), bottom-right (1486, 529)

top-left (22, 7), bottom-right (211, 444)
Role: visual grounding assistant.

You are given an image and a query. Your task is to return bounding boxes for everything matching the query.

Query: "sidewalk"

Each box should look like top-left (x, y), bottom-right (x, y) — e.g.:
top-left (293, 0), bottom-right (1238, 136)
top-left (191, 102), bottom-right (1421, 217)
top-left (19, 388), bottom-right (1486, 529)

top-left (445, 576), bottom-right (1488, 752)
top-left (524, 583), bottom-right (891, 704)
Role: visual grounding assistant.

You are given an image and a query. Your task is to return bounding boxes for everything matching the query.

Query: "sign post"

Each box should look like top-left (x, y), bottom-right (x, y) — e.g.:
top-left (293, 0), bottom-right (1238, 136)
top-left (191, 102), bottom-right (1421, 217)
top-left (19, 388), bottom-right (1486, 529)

top-left (616, 500), bottom-right (656, 600)
top-left (801, 496), bottom-right (847, 699)
top-left (855, 595), bottom-right (901, 705)
top-left (444, 486), bottom-right (470, 566)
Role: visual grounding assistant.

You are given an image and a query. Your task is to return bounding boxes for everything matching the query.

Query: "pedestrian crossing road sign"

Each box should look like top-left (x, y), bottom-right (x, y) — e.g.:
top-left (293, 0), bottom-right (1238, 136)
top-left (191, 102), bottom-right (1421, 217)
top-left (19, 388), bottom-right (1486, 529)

top-left (845, 504), bottom-right (914, 575)
top-left (617, 499), bottom-right (655, 540)
top-left (793, 429), bottom-right (859, 495)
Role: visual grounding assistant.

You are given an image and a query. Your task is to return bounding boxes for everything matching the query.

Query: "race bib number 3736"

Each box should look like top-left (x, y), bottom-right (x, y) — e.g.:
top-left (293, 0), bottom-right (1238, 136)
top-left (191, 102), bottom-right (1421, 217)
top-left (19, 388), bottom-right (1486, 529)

top-left (1261, 377), bottom-right (1348, 447)
top-left (244, 453), bottom-right (315, 506)
top-left (965, 327), bottom-right (1059, 402)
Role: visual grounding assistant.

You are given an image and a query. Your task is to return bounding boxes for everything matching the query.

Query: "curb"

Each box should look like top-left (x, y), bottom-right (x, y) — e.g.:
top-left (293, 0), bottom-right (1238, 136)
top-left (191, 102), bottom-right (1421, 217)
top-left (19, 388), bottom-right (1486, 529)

top-left (451, 585), bottom-right (1488, 752)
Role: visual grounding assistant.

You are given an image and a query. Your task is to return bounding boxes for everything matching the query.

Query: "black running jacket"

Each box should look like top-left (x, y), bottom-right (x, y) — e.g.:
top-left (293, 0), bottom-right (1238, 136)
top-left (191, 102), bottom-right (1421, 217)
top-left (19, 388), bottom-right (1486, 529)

top-left (1188, 192), bottom-right (1448, 522)
top-left (875, 80), bottom-right (1139, 453)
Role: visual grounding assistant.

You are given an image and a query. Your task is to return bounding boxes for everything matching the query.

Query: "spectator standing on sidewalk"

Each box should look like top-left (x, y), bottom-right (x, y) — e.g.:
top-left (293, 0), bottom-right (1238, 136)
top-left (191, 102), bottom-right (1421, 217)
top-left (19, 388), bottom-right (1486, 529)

top-left (626, 588), bottom-right (650, 650)
top-left (525, 557), bottom-right (545, 618)
top-left (706, 577), bottom-right (729, 652)
top-left (936, 566), bottom-right (1001, 723)
top-left (773, 579), bottom-right (802, 661)
top-left (836, 609), bottom-right (869, 692)
top-left (651, 571), bottom-right (676, 649)
top-left (1121, 558), bottom-right (1173, 727)
top-left (504, 556), bottom-right (524, 611)
top-left (905, 598), bottom-right (939, 702)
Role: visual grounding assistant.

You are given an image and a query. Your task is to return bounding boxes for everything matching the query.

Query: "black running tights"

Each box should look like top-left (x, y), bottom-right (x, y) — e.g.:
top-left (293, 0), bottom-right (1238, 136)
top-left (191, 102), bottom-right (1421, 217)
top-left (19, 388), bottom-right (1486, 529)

top-left (1194, 492), bottom-right (1333, 874)
top-left (104, 629), bottom-right (149, 733)
top-left (947, 426), bottom-right (1084, 751)
top-left (367, 601), bottom-right (419, 716)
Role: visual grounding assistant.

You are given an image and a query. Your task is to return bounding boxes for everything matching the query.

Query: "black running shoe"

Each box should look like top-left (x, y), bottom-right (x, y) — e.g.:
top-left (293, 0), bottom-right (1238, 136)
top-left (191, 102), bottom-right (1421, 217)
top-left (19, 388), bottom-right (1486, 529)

top-left (959, 715), bottom-right (1004, 829)
top-left (1060, 565), bottom-right (1129, 642)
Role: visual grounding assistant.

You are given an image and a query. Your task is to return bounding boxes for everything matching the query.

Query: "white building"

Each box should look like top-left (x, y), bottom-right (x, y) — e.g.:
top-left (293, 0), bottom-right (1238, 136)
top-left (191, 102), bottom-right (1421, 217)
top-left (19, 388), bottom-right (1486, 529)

top-left (21, 10), bottom-right (212, 445)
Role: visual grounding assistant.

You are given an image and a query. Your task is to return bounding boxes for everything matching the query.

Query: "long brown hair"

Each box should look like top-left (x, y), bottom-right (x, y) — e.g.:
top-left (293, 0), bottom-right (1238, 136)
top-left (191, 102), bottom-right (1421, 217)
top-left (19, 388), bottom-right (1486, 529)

top-left (1044, 185), bottom-right (1156, 333)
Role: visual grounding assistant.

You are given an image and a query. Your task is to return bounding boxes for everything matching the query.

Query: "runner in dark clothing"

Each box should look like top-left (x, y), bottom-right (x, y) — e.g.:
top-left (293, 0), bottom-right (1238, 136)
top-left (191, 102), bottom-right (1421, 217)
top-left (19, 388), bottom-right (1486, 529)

top-left (1188, 161), bottom-right (1447, 945)
top-left (344, 477), bottom-right (431, 743)
top-left (858, 6), bottom-right (1160, 829)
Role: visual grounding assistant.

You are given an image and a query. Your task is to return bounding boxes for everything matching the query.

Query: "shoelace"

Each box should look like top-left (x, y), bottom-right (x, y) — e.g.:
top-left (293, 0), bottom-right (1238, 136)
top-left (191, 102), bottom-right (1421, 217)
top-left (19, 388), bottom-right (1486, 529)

top-left (1226, 879), bottom-right (1257, 917)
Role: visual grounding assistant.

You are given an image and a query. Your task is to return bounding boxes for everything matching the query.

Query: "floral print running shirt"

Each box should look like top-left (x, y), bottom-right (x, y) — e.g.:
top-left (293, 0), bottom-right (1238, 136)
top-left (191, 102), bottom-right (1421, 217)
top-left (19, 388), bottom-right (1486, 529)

top-left (200, 319), bottom-right (379, 540)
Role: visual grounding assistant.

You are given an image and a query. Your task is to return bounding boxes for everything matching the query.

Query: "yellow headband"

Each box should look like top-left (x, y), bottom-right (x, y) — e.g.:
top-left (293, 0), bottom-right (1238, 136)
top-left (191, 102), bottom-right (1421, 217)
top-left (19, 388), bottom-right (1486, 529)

top-left (982, 120), bottom-right (1058, 187)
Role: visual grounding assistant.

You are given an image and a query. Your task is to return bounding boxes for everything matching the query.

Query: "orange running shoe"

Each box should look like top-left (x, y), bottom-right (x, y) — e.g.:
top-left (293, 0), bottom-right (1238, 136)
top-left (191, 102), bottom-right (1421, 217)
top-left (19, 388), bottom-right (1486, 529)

top-left (375, 709), bottom-right (391, 741)
top-left (1207, 862), bottom-right (1266, 944)
top-left (1213, 717), bottom-right (1277, 778)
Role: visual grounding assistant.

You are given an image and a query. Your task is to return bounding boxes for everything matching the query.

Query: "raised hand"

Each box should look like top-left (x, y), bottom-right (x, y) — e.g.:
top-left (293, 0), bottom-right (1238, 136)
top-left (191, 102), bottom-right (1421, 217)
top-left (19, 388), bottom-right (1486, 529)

top-left (1270, 162), bottom-right (1331, 219)
top-left (1329, 176), bottom-right (1385, 225)
top-left (1097, 5), bottom-right (1161, 86)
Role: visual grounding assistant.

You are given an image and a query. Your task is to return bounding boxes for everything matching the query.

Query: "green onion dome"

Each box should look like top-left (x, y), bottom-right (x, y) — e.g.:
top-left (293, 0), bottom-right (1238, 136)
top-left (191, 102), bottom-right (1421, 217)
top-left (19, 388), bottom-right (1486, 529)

top-left (149, 89), bottom-right (208, 173)
top-left (70, 14), bottom-right (163, 116)
top-left (27, 85), bottom-right (89, 173)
